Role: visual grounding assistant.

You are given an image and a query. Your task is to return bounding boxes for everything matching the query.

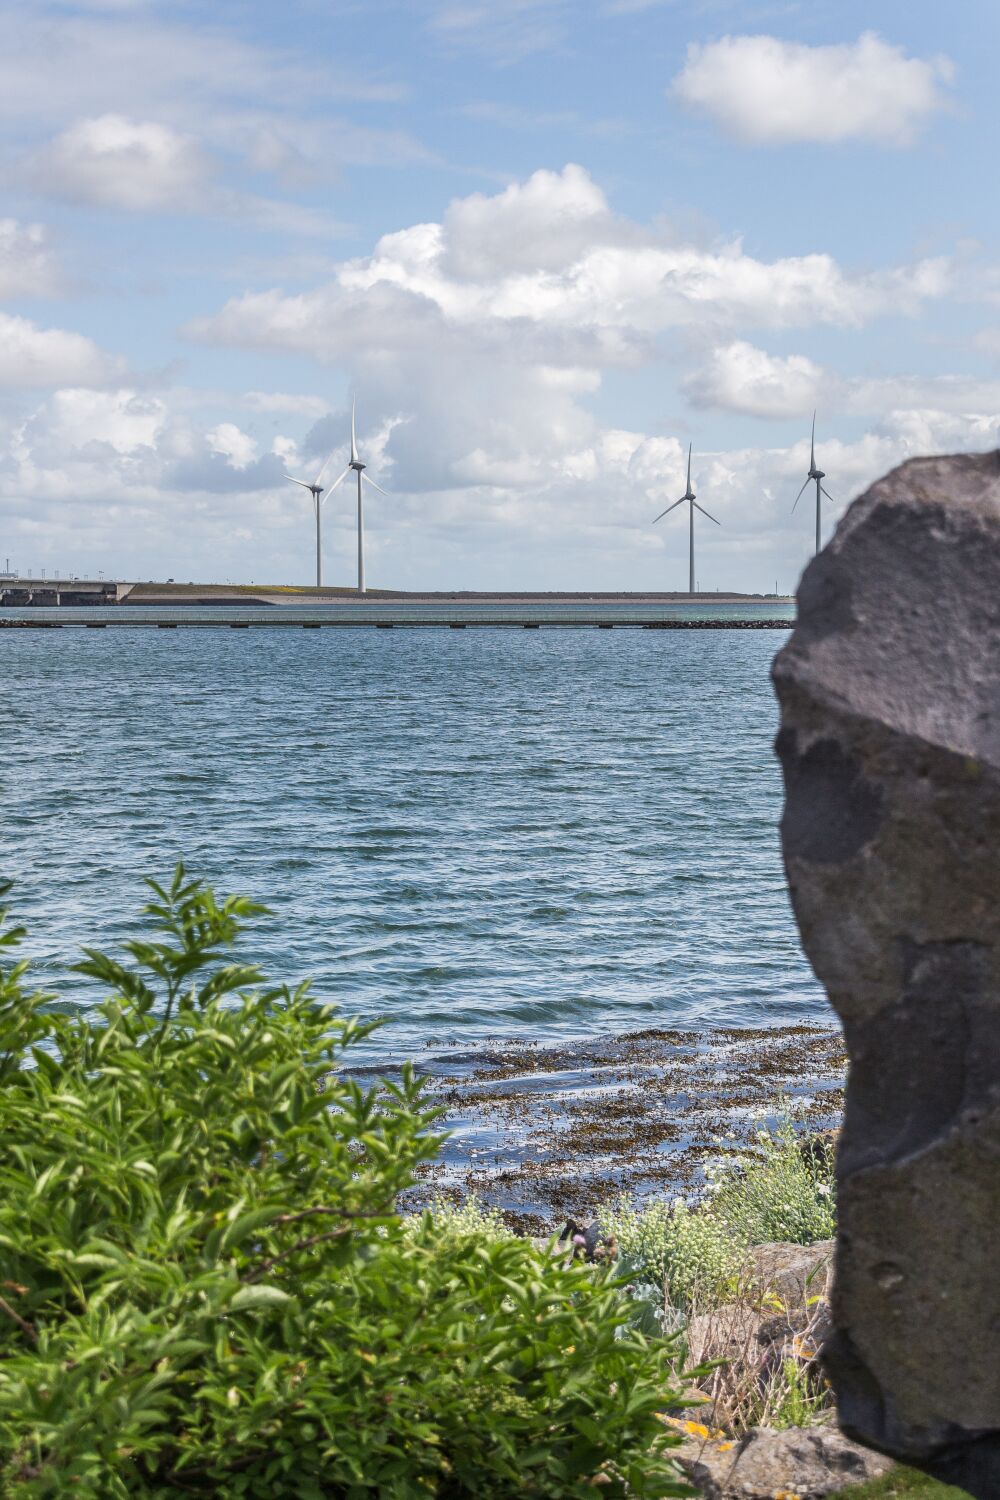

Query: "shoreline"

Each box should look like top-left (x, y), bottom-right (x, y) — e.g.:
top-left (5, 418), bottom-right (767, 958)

top-left (372, 1024), bottom-right (846, 1234)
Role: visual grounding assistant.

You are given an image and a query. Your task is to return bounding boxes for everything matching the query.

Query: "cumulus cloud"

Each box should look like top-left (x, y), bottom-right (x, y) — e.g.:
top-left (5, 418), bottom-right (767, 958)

top-left (441, 163), bottom-right (616, 277)
top-left (2, 377), bottom-right (999, 592)
top-left (176, 162), bottom-right (967, 561)
top-left (190, 163), bottom-right (950, 384)
top-left (29, 114), bottom-right (213, 212)
top-left (0, 313), bottom-right (127, 388)
top-left (683, 340), bottom-right (1000, 422)
top-left (671, 32), bottom-right (954, 146)
top-left (0, 161), bottom-right (992, 591)
top-left (684, 341), bottom-right (825, 417)
top-left (0, 218), bottom-right (62, 297)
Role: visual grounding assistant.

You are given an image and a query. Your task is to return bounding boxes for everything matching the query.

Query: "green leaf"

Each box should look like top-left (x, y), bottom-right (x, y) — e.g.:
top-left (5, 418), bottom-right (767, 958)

top-left (229, 1285), bottom-right (293, 1312)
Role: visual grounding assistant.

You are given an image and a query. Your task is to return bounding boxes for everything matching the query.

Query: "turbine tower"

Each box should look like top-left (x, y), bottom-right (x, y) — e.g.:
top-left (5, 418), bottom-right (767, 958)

top-left (338, 399), bottom-right (392, 597)
top-left (792, 412), bottom-right (835, 555)
top-left (652, 444), bottom-right (720, 594)
top-left (284, 444), bottom-right (348, 588)
top-left (345, 397), bottom-right (389, 594)
top-left (287, 398), bottom-right (389, 592)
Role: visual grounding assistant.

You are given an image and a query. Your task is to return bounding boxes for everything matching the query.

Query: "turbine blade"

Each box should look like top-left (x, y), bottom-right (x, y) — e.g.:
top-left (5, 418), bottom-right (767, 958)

top-left (693, 500), bottom-right (721, 525)
top-left (810, 410), bottom-right (816, 471)
top-left (321, 467), bottom-right (352, 502)
top-left (363, 473), bottom-right (390, 497)
top-left (312, 447), bottom-right (340, 488)
top-left (820, 486), bottom-right (835, 503)
top-left (791, 478), bottom-right (810, 513)
top-left (351, 394), bottom-right (359, 465)
top-left (652, 497), bottom-right (687, 523)
top-left (285, 475), bottom-right (315, 491)
top-left (686, 442), bottom-right (693, 493)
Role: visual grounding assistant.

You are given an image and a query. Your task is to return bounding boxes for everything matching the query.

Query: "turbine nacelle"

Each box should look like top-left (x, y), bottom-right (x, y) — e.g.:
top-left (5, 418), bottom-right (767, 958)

top-left (285, 475), bottom-right (325, 501)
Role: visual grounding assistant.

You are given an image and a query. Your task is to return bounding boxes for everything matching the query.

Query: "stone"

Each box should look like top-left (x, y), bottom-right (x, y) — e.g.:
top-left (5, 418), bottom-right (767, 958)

top-left (671, 1423), bottom-right (893, 1499)
top-left (746, 1241), bottom-right (834, 1315)
top-left (686, 1303), bottom-right (765, 1370)
top-left (772, 450), bottom-right (1000, 1497)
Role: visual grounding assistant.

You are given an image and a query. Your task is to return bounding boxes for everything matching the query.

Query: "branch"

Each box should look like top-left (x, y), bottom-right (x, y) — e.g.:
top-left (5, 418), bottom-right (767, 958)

top-left (244, 1226), bottom-right (361, 1283)
top-left (0, 1294), bottom-right (37, 1345)
top-left (270, 1206), bottom-right (386, 1228)
top-left (238, 1204), bottom-right (392, 1284)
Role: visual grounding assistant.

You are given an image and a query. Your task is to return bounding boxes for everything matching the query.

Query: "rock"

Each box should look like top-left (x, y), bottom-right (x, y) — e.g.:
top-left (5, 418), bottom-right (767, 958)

top-left (671, 1423), bottom-right (893, 1498)
top-left (745, 1241), bottom-right (833, 1314)
top-left (773, 450), bottom-right (1000, 1496)
top-left (686, 1304), bottom-right (766, 1370)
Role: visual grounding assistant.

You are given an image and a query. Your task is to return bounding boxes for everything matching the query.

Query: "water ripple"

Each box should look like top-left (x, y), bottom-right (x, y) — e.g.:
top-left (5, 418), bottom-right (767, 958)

top-left (1, 626), bottom-right (823, 1060)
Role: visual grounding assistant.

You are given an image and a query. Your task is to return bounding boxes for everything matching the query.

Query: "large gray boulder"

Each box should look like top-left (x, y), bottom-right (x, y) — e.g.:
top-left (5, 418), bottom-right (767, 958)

top-left (773, 450), bottom-right (1000, 1496)
top-left (672, 1423), bottom-right (893, 1498)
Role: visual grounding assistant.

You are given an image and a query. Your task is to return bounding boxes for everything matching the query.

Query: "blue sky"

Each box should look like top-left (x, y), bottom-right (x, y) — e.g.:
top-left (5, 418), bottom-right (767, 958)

top-left (1, 0), bottom-right (999, 591)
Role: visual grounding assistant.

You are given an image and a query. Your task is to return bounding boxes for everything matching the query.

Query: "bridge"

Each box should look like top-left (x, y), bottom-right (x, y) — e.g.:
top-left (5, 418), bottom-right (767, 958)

top-left (0, 577), bottom-right (133, 606)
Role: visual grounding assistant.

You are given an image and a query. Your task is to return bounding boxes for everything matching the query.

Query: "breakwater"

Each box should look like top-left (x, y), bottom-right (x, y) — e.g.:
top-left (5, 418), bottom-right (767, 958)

top-left (0, 601), bottom-right (795, 630)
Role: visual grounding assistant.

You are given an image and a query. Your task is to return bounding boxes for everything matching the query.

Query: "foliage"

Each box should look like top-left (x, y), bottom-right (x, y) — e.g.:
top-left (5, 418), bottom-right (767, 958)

top-left (401, 1193), bottom-right (511, 1249)
top-left (0, 871), bottom-right (690, 1499)
top-left (836, 1468), bottom-right (974, 1498)
top-left (708, 1118), bottom-right (836, 1246)
top-left (599, 1196), bottom-right (740, 1311)
top-left (599, 1116), bottom-right (836, 1315)
top-left (766, 1356), bottom-right (829, 1430)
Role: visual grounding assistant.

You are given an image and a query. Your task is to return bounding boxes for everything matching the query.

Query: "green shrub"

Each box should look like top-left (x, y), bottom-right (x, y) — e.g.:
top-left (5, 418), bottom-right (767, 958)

top-left (401, 1194), bottom-right (512, 1249)
top-left (598, 1116), bottom-right (836, 1319)
top-left (599, 1196), bottom-right (740, 1310)
top-left (708, 1118), bottom-right (836, 1246)
top-left (0, 871), bottom-right (689, 1499)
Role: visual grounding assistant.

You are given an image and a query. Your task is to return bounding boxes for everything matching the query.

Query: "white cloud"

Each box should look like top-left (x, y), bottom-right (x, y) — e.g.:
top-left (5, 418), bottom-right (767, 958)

top-left (0, 9), bottom-right (383, 128)
top-left (2, 378), bottom-right (999, 593)
top-left (24, 114), bottom-right (347, 235)
top-left (682, 339), bottom-right (1000, 422)
top-left (30, 114), bottom-right (213, 213)
top-left (0, 218), bottom-right (62, 297)
top-left (684, 341), bottom-right (825, 417)
top-left (442, 164), bottom-right (615, 277)
top-left (190, 164), bottom-right (951, 384)
top-left (671, 32), bottom-right (954, 146)
top-left (0, 312), bottom-right (127, 388)
top-left (178, 162), bottom-right (964, 556)
top-left (207, 422), bottom-right (258, 468)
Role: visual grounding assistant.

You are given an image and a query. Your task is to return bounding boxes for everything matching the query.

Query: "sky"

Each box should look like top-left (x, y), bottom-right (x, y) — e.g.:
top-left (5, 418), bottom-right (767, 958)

top-left (1, 0), bottom-right (999, 593)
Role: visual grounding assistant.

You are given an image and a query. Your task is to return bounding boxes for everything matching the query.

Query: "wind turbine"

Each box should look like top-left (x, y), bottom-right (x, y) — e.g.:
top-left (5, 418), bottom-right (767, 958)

top-left (792, 412), bottom-right (835, 555)
top-left (652, 444), bottom-right (720, 595)
top-left (344, 396), bottom-right (389, 594)
top-left (284, 444), bottom-right (350, 588)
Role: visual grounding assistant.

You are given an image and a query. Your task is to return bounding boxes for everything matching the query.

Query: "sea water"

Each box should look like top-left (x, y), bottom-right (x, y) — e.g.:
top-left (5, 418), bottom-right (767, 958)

top-left (2, 621), bottom-right (822, 1060)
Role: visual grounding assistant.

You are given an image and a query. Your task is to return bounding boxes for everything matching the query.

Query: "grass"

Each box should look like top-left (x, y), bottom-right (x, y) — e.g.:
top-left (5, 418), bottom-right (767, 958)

top-left (837, 1466), bottom-right (973, 1498)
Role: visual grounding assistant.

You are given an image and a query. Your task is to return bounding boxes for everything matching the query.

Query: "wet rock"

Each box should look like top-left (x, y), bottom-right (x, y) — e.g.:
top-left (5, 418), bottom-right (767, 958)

top-left (773, 450), bottom-right (1000, 1495)
top-left (672, 1423), bottom-right (893, 1499)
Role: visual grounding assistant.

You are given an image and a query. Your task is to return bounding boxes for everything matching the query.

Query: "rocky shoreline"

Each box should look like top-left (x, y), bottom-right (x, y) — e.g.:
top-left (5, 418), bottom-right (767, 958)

top-left (381, 1024), bottom-right (846, 1232)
